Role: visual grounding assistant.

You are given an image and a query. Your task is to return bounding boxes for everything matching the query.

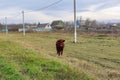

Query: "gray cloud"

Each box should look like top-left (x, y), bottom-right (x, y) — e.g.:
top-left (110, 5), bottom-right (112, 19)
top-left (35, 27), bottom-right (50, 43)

top-left (0, 0), bottom-right (120, 23)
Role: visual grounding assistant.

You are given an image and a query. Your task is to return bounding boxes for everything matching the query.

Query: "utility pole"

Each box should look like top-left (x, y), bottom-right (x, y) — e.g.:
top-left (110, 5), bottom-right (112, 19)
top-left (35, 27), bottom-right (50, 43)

top-left (74, 0), bottom-right (77, 43)
top-left (22, 11), bottom-right (25, 36)
top-left (5, 17), bottom-right (8, 34)
top-left (80, 16), bottom-right (82, 28)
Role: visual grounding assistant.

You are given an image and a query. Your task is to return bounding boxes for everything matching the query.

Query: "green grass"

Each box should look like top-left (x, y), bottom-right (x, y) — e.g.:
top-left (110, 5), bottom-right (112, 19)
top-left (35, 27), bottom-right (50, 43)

top-left (0, 32), bottom-right (120, 80)
top-left (0, 34), bottom-right (93, 80)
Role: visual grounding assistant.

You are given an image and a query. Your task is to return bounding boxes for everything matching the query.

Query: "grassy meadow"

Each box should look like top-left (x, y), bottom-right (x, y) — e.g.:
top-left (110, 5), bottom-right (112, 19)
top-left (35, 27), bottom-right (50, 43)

top-left (0, 32), bottom-right (120, 80)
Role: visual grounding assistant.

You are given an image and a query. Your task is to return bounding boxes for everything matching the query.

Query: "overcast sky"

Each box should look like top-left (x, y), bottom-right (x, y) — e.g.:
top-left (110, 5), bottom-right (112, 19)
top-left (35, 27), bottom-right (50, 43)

top-left (0, 0), bottom-right (120, 23)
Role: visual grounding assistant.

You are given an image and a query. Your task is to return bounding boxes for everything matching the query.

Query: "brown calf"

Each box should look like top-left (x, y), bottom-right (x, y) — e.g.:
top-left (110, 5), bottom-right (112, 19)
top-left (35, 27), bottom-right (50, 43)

top-left (56, 39), bottom-right (65, 56)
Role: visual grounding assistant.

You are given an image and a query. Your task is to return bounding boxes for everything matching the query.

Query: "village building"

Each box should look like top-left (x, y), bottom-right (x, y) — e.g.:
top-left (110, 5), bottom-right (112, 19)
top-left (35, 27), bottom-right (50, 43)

top-left (33, 23), bottom-right (52, 32)
top-left (51, 20), bottom-right (65, 30)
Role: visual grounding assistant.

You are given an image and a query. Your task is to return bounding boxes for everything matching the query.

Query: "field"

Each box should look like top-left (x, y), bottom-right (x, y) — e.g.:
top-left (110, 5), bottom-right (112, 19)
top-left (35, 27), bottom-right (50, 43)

top-left (0, 32), bottom-right (120, 80)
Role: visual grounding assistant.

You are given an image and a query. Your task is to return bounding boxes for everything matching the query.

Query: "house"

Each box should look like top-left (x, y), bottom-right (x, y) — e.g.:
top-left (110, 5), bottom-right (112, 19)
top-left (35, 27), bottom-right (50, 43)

top-left (18, 26), bottom-right (29, 32)
top-left (33, 23), bottom-right (52, 32)
top-left (51, 20), bottom-right (65, 30)
top-left (8, 25), bottom-right (19, 31)
top-left (0, 24), bottom-right (3, 31)
top-left (26, 24), bottom-right (37, 32)
top-left (18, 24), bottom-right (37, 32)
top-left (1, 24), bottom-right (21, 32)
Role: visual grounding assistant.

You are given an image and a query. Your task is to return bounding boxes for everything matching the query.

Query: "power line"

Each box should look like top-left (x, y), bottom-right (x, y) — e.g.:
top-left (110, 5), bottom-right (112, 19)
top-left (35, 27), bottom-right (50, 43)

top-left (0, 0), bottom-right (63, 23)
top-left (25, 0), bottom-right (63, 13)
top-left (9, 12), bottom-right (21, 18)
top-left (1, 0), bottom-right (63, 18)
top-left (0, 12), bottom-right (21, 23)
top-left (36, 0), bottom-right (62, 11)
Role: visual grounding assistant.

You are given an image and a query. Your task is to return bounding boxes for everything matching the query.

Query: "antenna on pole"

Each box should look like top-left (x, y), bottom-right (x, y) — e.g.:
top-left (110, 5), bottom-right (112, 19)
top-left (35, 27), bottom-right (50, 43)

top-left (22, 11), bottom-right (25, 36)
top-left (5, 17), bottom-right (8, 35)
top-left (74, 0), bottom-right (77, 43)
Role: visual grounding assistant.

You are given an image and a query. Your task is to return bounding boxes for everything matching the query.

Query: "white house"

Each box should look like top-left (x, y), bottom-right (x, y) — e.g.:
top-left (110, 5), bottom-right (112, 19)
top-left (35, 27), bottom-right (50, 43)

top-left (18, 24), bottom-right (37, 32)
top-left (33, 23), bottom-right (52, 31)
top-left (18, 26), bottom-right (29, 32)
